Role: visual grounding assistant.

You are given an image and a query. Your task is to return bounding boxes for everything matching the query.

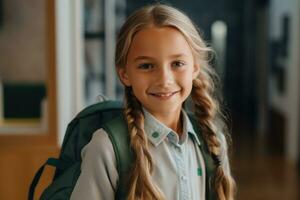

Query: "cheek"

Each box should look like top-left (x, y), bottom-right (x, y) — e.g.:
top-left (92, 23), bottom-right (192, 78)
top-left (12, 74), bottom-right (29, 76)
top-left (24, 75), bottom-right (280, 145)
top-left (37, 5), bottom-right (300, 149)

top-left (179, 73), bottom-right (194, 94)
top-left (129, 73), bottom-right (151, 87)
top-left (131, 84), bottom-right (147, 104)
top-left (130, 78), bottom-right (148, 96)
top-left (180, 72), bottom-right (194, 85)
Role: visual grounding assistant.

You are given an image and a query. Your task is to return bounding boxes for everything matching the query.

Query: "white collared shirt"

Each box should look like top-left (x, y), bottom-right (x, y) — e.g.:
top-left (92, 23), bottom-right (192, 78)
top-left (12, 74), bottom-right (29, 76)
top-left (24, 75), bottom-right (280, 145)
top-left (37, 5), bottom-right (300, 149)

top-left (70, 108), bottom-right (207, 200)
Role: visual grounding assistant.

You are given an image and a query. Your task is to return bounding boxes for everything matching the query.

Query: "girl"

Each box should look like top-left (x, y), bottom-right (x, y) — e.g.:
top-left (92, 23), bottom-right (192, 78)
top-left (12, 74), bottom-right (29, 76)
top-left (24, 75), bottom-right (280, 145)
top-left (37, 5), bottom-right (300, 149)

top-left (71, 4), bottom-right (235, 200)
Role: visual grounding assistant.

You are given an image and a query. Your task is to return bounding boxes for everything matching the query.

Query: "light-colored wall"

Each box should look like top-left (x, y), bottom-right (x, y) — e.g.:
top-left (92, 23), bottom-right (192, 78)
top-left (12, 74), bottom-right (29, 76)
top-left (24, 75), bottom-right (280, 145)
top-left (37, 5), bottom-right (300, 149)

top-left (55, 0), bottom-right (84, 145)
top-left (269, 0), bottom-right (300, 162)
top-left (0, 0), bottom-right (47, 82)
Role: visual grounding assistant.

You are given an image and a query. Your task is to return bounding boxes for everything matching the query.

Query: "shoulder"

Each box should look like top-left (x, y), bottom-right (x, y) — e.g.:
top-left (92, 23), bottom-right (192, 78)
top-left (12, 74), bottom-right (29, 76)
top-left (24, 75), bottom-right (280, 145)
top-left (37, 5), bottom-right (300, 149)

top-left (72, 128), bottom-right (119, 198)
top-left (81, 128), bottom-right (116, 166)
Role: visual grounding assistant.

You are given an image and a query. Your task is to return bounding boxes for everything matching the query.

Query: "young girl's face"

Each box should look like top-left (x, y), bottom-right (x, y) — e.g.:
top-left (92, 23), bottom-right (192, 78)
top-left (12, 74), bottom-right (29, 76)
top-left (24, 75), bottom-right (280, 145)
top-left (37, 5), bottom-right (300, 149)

top-left (118, 26), bottom-right (199, 118)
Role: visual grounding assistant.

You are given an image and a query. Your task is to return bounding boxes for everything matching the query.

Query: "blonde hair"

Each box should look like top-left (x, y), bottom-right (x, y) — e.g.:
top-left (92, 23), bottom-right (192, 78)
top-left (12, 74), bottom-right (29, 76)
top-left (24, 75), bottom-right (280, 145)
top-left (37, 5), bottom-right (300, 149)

top-left (115, 4), bottom-right (236, 200)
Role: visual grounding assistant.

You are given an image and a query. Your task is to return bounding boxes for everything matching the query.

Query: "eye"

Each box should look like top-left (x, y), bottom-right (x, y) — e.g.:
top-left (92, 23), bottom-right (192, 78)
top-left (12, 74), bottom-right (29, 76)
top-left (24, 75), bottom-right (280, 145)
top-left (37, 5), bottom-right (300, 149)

top-left (138, 63), bottom-right (154, 70)
top-left (172, 60), bottom-right (186, 68)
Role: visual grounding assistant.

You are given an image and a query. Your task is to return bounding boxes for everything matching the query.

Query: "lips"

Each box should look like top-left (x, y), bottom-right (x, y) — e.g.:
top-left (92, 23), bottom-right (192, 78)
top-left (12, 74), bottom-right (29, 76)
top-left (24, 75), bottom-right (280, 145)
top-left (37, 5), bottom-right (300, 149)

top-left (149, 91), bottom-right (180, 98)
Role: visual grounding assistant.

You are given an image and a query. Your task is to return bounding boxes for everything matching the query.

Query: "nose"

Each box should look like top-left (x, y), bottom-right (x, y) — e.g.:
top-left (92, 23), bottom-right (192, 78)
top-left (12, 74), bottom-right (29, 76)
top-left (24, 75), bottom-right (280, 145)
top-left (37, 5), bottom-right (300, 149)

top-left (155, 65), bottom-right (174, 86)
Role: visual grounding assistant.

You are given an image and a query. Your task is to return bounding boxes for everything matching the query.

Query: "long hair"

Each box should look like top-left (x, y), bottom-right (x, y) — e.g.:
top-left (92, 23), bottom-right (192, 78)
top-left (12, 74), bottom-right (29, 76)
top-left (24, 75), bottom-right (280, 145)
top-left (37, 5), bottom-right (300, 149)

top-left (115, 4), bottom-right (236, 200)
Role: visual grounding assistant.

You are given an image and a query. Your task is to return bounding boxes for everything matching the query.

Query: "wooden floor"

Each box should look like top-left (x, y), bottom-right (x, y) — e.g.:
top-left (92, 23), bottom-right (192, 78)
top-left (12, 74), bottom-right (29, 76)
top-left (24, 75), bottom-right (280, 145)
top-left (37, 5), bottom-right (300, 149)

top-left (232, 134), bottom-right (300, 200)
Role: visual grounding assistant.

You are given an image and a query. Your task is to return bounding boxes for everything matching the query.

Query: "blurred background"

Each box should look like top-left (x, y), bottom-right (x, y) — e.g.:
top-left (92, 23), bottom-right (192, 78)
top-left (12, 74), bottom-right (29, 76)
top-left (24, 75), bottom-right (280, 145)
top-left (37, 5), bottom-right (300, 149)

top-left (0, 0), bottom-right (299, 199)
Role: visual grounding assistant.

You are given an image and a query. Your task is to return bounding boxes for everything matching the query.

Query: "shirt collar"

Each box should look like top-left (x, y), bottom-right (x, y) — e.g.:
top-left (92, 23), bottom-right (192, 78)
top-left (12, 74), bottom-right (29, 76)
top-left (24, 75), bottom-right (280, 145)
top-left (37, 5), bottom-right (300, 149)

top-left (142, 108), bottom-right (201, 147)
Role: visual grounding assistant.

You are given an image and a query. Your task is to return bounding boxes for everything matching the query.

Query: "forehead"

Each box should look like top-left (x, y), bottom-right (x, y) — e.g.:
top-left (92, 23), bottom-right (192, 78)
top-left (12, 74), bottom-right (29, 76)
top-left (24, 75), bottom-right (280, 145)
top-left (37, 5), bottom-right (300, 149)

top-left (127, 26), bottom-right (193, 60)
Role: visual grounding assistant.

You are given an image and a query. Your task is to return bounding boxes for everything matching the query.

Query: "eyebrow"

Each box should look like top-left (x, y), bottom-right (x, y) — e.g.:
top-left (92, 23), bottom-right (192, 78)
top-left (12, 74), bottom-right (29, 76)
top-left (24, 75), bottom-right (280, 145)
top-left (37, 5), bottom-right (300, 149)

top-left (133, 54), bottom-right (188, 62)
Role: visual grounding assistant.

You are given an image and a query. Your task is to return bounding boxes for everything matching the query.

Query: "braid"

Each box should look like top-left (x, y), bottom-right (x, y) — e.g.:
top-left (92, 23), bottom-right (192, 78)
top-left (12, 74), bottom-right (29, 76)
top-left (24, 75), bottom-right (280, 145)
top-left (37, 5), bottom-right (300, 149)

top-left (191, 71), bottom-right (236, 200)
top-left (124, 87), bottom-right (165, 200)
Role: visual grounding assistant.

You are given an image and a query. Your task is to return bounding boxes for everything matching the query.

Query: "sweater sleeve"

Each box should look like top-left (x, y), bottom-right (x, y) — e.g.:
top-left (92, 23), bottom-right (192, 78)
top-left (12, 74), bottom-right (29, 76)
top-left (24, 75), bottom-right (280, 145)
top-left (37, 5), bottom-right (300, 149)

top-left (70, 128), bottom-right (118, 200)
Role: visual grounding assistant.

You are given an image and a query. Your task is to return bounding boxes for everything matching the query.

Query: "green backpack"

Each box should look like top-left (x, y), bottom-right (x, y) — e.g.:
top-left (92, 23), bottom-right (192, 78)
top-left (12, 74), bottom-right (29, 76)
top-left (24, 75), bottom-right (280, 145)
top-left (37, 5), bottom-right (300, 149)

top-left (29, 100), bottom-right (217, 200)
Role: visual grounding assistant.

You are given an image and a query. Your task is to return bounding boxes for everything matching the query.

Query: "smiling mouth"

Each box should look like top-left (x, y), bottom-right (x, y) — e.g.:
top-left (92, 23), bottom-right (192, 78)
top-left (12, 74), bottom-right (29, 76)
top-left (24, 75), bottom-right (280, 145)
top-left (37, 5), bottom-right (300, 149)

top-left (149, 91), bottom-right (180, 98)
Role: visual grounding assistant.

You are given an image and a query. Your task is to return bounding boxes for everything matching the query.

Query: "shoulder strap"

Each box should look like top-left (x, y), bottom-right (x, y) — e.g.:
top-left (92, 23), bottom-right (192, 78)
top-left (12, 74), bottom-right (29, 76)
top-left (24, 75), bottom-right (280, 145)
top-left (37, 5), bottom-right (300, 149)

top-left (28, 158), bottom-right (60, 200)
top-left (187, 113), bottom-right (217, 200)
top-left (102, 115), bottom-right (134, 200)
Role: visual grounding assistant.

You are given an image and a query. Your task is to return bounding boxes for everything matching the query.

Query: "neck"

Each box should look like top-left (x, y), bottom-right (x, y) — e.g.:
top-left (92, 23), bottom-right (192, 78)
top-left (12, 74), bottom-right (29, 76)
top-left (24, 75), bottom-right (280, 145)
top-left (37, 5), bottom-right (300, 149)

top-left (152, 109), bottom-right (183, 137)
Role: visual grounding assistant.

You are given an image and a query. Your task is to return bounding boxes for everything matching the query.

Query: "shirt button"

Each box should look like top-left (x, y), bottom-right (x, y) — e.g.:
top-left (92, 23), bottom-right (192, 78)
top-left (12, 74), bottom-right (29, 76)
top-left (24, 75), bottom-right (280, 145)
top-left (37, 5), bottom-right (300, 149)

top-left (152, 132), bottom-right (160, 138)
top-left (180, 175), bottom-right (187, 181)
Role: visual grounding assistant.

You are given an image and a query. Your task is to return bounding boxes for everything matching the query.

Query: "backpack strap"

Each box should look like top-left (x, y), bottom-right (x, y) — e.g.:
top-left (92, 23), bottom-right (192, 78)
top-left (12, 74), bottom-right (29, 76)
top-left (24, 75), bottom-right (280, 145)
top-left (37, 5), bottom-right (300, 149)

top-left (102, 115), bottom-right (134, 200)
top-left (28, 158), bottom-right (61, 200)
top-left (188, 113), bottom-right (217, 200)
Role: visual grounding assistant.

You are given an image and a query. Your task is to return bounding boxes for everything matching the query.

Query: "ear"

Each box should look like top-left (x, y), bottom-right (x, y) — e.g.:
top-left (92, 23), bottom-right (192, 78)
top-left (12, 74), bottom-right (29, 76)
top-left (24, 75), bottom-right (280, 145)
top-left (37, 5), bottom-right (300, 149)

top-left (192, 63), bottom-right (200, 79)
top-left (117, 67), bottom-right (131, 86)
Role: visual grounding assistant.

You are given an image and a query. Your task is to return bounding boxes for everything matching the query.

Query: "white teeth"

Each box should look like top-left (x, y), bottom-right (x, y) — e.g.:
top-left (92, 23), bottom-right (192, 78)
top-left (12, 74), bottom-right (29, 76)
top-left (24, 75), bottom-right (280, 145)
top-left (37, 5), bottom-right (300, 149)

top-left (152, 92), bottom-right (176, 97)
top-left (156, 93), bottom-right (172, 97)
